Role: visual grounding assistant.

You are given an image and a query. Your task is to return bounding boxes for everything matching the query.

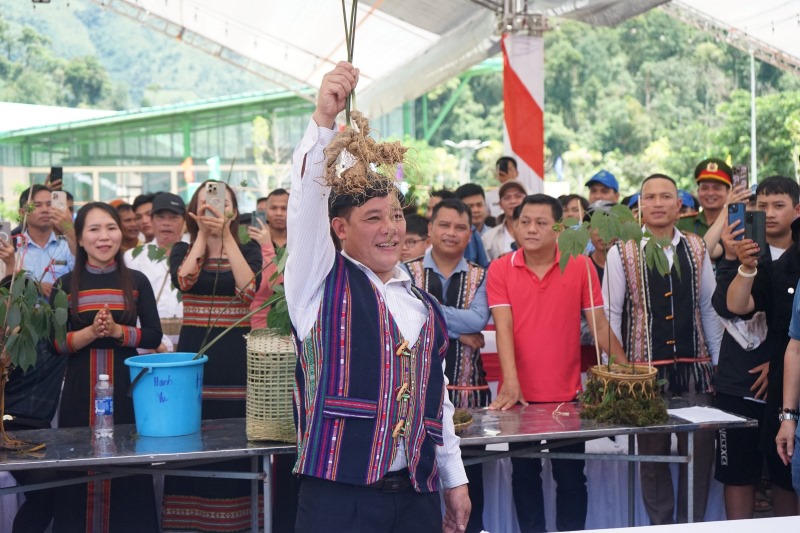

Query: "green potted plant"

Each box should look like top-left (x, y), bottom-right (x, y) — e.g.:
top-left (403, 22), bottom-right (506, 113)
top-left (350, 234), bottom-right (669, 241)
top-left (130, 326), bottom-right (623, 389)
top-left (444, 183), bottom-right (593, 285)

top-left (0, 201), bottom-right (69, 450)
top-left (557, 203), bottom-right (671, 426)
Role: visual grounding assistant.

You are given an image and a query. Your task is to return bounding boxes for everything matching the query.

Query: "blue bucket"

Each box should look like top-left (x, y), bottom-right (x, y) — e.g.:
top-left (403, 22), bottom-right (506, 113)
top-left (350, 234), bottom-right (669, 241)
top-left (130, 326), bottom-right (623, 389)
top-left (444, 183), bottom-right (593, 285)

top-left (124, 352), bottom-right (208, 437)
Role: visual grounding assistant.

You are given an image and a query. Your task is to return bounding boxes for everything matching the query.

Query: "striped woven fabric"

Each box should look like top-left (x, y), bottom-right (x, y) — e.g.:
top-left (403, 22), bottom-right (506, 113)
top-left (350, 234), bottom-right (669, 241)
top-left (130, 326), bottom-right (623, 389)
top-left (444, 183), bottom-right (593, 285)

top-left (76, 288), bottom-right (139, 314)
top-left (182, 293), bottom-right (251, 328)
top-left (161, 494), bottom-right (264, 532)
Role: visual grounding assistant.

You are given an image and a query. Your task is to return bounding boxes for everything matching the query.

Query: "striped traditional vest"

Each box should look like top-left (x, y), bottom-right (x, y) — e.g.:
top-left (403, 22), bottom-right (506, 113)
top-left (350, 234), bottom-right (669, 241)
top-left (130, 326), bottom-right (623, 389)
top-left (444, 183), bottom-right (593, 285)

top-left (292, 253), bottom-right (449, 492)
top-left (405, 259), bottom-right (490, 408)
top-left (617, 232), bottom-right (714, 393)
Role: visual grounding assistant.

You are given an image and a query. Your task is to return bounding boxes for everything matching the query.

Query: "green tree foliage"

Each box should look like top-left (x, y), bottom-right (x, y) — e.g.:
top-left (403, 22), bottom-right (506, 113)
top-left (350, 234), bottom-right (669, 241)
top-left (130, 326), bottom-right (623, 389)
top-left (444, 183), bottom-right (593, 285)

top-left (412, 8), bottom-right (800, 194)
top-left (0, 15), bottom-right (120, 109)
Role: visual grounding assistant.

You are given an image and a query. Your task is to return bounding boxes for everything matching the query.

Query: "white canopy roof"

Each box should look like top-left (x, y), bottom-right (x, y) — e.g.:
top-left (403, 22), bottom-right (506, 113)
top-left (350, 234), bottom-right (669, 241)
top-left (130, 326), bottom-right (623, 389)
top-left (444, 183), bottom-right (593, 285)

top-left (101, 0), bottom-right (668, 117)
top-left (55, 1), bottom-right (800, 120)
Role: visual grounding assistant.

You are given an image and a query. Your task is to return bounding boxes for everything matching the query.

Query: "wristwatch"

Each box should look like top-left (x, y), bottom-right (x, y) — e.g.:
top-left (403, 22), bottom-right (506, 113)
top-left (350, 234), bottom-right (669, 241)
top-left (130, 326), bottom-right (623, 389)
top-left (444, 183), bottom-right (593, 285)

top-left (778, 412), bottom-right (799, 422)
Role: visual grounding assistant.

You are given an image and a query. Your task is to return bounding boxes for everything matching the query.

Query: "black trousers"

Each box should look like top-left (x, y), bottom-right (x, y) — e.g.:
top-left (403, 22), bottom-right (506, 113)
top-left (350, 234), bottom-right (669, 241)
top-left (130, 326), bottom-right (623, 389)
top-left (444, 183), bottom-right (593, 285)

top-left (295, 475), bottom-right (441, 533)
top-left (510, 440), bottom-right (587, 533)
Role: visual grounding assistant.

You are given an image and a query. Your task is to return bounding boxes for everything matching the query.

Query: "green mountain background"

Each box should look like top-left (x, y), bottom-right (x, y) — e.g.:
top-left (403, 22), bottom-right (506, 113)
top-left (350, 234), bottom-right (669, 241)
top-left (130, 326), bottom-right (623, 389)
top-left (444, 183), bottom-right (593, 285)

top-left (2, 1), bottom-right (800, 193)
top-left (1, 0), bottom-right (265, 107)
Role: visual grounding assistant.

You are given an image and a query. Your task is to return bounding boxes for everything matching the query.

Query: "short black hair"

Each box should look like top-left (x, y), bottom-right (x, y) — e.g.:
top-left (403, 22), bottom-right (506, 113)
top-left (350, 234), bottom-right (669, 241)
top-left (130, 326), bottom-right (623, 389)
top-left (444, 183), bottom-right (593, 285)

top-left (256, 197), bottom-right (268, 204)
top-left (267, 188), bottom-right (289, 200)
top-left (405, 214), bottom-right (429, 238)
top-left (116, 202), bottom-right (134, 213)
top-left (558, 194), bottom-right (589, 212)
top-left (455, 183), bottom-right (485, 200)
top-left (430, 189), bottom-right (456, 200)
top-left (640, 174), bottom-right (677, 192)
top-left (19, 184), bottom-right (50, 208)
top-left (513, 194), bottom-right (563, 221)
top-left (431, 198), bottom-right (472, 225)
top-left (133, 193), bottom-right (157, 212)
top-left (496, 156), bottom-right (518, 169)
top-left (756, 176), bottom-right (800, 205)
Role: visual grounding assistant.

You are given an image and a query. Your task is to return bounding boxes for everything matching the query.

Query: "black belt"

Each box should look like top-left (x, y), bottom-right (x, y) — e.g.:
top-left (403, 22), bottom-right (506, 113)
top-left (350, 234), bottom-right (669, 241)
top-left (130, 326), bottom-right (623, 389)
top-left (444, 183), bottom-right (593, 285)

top-left (365, 469), bottom-right (411, 493)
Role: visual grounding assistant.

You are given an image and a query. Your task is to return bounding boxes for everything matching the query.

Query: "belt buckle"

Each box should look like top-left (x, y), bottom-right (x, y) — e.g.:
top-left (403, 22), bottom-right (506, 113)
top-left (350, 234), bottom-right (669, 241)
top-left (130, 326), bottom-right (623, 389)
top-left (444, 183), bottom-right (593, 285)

top-left (380, 476), bottom-right (406, 493)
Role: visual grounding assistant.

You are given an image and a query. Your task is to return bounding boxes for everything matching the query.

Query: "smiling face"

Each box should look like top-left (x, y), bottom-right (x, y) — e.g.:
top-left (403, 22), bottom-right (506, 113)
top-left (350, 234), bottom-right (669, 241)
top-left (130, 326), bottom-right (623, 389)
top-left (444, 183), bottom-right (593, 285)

top-left (79, 208), bottom-right (122, 267)
top-left (331, 195), bottom-right (405, 282)
top-left (588, 183), bottom-right (619, 204)
top-left (640, 177), bottom-right (681, 231)
top-left (514, 202), bottom-right (559, 255)
top-left (697, 181), bottom-right (728, 212)
top-left (563, 198), bottom-right (584, 221)
top-left (429, 206), bottom-right (472, 260)
top-left (118, 208), bottom-right (140, 241)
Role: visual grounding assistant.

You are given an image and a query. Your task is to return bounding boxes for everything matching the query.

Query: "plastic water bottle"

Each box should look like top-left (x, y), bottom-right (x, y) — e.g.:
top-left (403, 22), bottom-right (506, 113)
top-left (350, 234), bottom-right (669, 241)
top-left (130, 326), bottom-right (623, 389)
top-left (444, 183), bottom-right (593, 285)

top-left (94, 374), bottom-right (114, 438)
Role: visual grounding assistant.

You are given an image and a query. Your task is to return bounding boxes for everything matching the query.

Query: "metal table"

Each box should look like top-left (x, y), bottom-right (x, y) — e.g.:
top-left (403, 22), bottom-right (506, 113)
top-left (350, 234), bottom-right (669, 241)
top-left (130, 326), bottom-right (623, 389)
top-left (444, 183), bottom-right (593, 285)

top-left (0, 418), bottom-right (294, 533)
top-left (457, 403), bottom-right (758, 526)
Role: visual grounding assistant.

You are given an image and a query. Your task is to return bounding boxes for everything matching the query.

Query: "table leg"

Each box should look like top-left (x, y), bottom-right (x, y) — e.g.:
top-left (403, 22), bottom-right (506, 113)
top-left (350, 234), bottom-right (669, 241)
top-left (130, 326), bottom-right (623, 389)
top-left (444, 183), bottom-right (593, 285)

top-left (264, 455), bottom-right (272, 533)
top-left (251, 456), bottom-right (259, 533)
top-left (628, 435), bottom-right (635, 527)
top-left (687, 431), bottom-right (694, 524)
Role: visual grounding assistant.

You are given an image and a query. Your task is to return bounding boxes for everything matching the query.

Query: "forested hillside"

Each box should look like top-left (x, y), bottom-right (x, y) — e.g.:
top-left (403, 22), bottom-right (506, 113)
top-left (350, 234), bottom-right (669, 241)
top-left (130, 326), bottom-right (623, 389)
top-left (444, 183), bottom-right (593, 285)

top-left (2, 3), bottom-right (799, 194)
top-left (419, 9), bottom-right (800, 192)
top-left (1, 0), bottom-right (265, 108)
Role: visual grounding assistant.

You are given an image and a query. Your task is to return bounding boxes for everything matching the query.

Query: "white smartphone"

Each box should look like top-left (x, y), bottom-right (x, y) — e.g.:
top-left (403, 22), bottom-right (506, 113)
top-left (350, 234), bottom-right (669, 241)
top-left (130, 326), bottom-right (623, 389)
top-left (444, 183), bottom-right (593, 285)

top-left (0, 220), bottom-right (11, 243)
top-left (51, 191), bottom-right (67, 212)
top-left (204, 181), bottom-right (225, 218)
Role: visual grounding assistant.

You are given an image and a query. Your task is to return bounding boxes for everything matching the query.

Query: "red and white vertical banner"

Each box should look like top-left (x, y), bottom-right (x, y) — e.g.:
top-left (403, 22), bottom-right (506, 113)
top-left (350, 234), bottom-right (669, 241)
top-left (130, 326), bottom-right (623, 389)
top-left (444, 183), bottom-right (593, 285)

top-left (502, 33), bottom-right (545, 194)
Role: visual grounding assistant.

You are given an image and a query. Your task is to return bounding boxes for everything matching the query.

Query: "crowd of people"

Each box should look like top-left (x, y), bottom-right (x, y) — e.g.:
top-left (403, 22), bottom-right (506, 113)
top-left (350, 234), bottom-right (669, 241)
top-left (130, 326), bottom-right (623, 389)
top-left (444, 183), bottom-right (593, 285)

top-left (2, 182), bottom-right (290, 532)
top-left (3, 59), bottom-right (800, 533)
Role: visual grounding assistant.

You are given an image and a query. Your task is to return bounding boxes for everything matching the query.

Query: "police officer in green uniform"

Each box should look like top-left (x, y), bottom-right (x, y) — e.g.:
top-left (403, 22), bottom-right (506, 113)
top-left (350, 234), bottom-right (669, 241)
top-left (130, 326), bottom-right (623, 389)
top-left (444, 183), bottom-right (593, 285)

top-left (676, 158), bottom-right (732, 237)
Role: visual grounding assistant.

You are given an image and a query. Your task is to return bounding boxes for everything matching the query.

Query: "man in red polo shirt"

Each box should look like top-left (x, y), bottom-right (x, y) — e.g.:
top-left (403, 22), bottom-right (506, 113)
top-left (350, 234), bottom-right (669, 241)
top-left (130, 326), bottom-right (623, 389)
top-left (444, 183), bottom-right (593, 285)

top-left (486, 193), bottom-right (625, 533)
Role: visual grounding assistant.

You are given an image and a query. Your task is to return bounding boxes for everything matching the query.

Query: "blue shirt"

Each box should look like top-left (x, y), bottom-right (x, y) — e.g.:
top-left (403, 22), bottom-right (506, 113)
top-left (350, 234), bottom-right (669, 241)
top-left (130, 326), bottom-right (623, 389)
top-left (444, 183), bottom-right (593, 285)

top-left (420, 250), bottom-right (490, 339)
top-left (16, 230), bottom-right (75, 285)
top-left (464, 227), bottom-right (489, 268)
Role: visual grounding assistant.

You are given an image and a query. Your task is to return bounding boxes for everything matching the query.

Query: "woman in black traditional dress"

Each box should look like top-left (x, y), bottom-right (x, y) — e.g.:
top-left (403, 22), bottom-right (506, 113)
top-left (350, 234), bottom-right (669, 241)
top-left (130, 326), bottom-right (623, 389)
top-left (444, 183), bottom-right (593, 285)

top-left (162, 180), bottom-right (261, 532)
top-left (51, 202), bottom-right (162, 532)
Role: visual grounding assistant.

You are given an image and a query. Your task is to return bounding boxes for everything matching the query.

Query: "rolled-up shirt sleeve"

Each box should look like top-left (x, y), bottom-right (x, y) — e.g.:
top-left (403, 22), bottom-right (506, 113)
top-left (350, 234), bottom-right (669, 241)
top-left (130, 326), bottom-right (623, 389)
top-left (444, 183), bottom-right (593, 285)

top-left (441, 279), bottom-right (490, 338)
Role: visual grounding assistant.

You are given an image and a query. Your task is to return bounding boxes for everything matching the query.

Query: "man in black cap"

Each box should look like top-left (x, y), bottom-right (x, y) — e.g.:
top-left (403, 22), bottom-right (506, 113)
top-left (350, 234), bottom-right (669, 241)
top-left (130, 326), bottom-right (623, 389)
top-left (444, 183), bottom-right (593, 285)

top-left (124, 191), bottom-right (186, 351)
top-left (677, 158), bottom-right (732, 237)
top-left (285, 61), bottom-right (470, 533)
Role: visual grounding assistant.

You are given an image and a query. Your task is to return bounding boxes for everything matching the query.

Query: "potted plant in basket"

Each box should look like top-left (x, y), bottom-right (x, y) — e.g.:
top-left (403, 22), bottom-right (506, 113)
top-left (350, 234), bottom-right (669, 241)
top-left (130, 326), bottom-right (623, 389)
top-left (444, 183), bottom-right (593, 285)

top-left (557, 202), bottom-right (673, 426)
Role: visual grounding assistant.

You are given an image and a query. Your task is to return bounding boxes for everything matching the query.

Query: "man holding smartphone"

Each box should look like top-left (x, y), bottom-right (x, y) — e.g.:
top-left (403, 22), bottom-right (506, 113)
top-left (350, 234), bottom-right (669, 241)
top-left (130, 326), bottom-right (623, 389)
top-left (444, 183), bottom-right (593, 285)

top-left (484, 156), bottom-right (519, 218)
top-left (722, 176), bottom-right (800, 518)
top-left (16, 185), bottom-right (75, 297)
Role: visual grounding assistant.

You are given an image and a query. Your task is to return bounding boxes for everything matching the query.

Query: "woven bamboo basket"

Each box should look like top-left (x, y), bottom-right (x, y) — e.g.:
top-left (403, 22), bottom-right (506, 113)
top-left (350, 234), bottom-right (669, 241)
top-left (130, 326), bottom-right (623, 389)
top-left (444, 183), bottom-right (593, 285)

top-left (588, 363), bottom-right (659, 399)
top-left (453, 408), bottom-right (474, 434)
top-left (160, 317), bottom-right (183, 337)
top-left (245, 328), bottom-right (296, 442)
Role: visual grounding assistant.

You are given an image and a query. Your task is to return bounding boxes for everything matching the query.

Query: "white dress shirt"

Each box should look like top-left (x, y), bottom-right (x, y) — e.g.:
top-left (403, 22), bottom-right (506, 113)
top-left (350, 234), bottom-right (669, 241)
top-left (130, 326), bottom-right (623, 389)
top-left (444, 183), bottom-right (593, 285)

top-left (602, 227), bottom-right (723, 364)
top-left (285, 119), bottom-right (467, 489)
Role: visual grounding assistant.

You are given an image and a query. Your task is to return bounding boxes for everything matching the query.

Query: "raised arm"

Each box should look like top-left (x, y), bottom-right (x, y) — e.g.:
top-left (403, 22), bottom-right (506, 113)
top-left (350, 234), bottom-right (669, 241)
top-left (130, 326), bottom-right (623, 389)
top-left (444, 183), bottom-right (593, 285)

top-left (285, 62), bottom-right (359, 339)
